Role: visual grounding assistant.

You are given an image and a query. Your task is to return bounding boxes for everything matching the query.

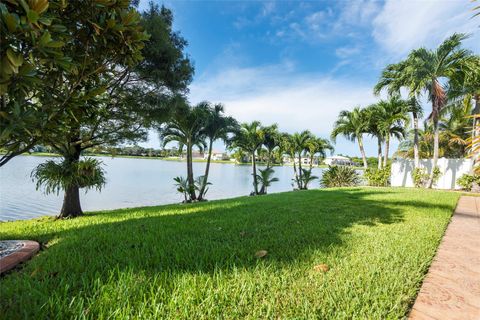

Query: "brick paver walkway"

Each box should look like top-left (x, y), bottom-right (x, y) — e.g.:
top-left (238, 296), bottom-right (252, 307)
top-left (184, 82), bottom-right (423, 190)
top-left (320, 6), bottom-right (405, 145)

top-left (409, 196), bottom-right (480, 320)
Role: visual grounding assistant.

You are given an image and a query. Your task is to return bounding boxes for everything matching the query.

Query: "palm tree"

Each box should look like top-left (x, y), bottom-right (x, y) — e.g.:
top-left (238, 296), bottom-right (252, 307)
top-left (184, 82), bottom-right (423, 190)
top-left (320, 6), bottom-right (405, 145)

top-left (292, 130), bottom-right (314, 189)
top-left (279, 133), bottom-right (300, 188)
top-left (159, 101), bottom-right (207, 201)
top-left (374, 33), bottom-right (471, 187)
top-left (300, 168), bottom-right (318, 189)
top-left (197, 103), bottom-right (237, 201)
top-left (438, 100), bottom-right (472, 158)
top-left (306, 136), bottom-right (334, 170)
top-left (229, 121), bottom-right (265, 195)
top-left (331, 107), bottom-right (370, 168)
top-left (256, 167), bottom-right (279, 194)
top-left (262, 124), bottom-right (280, 168)
top-left (376, 96), bottom-right (409, 166)
top-left (365, 104), bottom-right (385, 169)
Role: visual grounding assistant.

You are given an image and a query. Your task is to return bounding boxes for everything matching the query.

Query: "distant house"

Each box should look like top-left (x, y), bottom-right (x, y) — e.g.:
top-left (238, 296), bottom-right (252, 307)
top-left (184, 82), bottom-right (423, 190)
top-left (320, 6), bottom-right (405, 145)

top-left (204, 150), bottom-right (230, 161)
top-left (191, 151), bottom-right (205, 159)
top-left (324, 155), bottom-right (354, 166)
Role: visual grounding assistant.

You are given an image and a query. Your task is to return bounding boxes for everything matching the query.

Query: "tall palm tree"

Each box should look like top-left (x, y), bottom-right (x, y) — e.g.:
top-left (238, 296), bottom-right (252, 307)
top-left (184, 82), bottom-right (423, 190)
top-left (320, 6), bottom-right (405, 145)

top-left (331, 107), bottom-right (370, 168)
top-left (292, 130), bottom-right (314, 189)
top-left (262, 124), bottom-right (280, 169)
top-left (229, 121), bottom-right (265, 195)
top-left (197, 103), bottom-right (238, 201)
top-left (365, 104), bottom-right (385, 169)
top-left (376, 96), bottom-right (409, 166)
top-left (374, 33), bottom-right (471, 187)
top-left (279, 132), bottom-right (300, 188)
top-left (306, 136), bottom-right (334, 170)
top-left (159, 101), bottom-right (207, 201)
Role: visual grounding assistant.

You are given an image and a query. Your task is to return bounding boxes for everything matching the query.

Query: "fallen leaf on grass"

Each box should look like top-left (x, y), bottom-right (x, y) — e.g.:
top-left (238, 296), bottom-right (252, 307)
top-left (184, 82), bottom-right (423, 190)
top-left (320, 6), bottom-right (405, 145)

top-left (255, 250), bottom-right (268, 258)
top-left (313, 264), bottom-right (329, 273)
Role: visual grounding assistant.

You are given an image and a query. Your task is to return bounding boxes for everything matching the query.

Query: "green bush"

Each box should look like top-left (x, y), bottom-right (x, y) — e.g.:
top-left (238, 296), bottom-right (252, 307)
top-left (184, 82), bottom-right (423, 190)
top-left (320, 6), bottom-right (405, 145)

top-left (456, 174), bottom-right (480, 191)
top-left (321, 165), bottom-right (360, 188)
top-left (412, 167), bottom-right (441, 188)
top-left (364, 166), bottom-right (391, 187)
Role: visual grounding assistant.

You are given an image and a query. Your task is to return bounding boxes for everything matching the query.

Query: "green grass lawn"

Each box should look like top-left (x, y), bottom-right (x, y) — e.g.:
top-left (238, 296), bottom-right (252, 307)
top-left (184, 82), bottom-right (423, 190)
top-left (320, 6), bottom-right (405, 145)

top-left (0, 188), bottom-right (459, 319)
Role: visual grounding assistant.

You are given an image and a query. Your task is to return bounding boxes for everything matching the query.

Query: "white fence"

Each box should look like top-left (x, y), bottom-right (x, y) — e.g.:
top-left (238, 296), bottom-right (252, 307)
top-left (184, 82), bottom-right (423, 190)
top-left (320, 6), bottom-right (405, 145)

top-left (391, 158), bottom-right (474, 190)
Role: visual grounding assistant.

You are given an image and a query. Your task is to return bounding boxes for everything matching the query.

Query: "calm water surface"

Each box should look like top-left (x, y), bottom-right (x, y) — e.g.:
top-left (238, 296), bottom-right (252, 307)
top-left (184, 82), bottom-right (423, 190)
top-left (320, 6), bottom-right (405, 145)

top-left (0, 156), bottom-right (325, 221)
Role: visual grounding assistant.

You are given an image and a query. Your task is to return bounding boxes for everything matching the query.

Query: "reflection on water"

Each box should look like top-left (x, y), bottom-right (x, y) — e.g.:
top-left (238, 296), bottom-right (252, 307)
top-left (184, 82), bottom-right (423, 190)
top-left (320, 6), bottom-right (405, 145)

top-left (0, 156), bottom-right (325, 221)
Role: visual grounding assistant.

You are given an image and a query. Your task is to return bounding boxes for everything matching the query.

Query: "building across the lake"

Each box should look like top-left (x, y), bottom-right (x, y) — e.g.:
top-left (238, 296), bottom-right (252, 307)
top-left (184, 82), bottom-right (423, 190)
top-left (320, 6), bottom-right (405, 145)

top-left (324, 155), bottom-right (354, 166)
top-left (204, 150), bottom-right (230, 161)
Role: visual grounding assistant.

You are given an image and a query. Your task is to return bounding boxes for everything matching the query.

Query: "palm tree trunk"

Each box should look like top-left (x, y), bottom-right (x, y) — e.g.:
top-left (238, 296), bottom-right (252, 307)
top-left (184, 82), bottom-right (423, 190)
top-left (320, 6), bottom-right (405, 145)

top-left (383, 135), bottom-right (390, 168)
top-left (266, 150), bottom-right (272, 169)
top-left (471, 95), bottom-right (480, 174)
top-left (292, 155), bottom-right (299, 189)
top-left (377, 137), bottom-right (383, 169)
top-left (427, 121), bottom-right (440, 188)
top-left (298, 154), bottom-right (303, 189)
top-left (309, 154), bottom-right (314, 170)
top-left (198, 138), bottom-right (213, 200)
top-left (357, 136), bottom-right (368, 169)
top-left (412, 112), bottom-right (420, 168)
top-left (252, 151), bottom-right (259, 195)
top-left (59, 144), bottom-right (83, 218)
top-left (186, 142), bottom-right (196, 200)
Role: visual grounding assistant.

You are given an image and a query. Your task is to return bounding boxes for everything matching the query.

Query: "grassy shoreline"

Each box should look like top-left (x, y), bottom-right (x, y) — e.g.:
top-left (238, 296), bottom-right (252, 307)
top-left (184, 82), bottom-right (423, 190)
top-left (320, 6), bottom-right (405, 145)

top-left (14, 152), bottom-right (336, 167)
top-left (0, 187), bottom-right (458, 318)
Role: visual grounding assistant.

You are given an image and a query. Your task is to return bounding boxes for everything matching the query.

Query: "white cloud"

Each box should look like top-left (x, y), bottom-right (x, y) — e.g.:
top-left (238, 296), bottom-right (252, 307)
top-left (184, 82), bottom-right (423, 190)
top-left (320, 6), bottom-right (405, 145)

top-left (373, 0), bottom-right (480, 56)
top-left (335, 46), bottom-right (361, 58)
top-left (188, 63), bottom-right (384, 156)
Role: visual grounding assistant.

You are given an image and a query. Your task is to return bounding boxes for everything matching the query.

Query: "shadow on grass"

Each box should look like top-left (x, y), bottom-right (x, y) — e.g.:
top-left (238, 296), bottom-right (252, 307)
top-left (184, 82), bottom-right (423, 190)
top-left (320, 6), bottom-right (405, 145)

top-left (4, 188), bottom-right (423, 273)
top-left (0, 187), bottom-right (454, 316)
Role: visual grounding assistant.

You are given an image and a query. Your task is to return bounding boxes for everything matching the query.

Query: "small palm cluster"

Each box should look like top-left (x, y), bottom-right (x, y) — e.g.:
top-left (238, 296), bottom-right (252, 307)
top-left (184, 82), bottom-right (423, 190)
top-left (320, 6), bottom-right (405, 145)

top-left (229, 124), bottom-right (333, 195)
top-left (159, 100), bottom-right (237, 202)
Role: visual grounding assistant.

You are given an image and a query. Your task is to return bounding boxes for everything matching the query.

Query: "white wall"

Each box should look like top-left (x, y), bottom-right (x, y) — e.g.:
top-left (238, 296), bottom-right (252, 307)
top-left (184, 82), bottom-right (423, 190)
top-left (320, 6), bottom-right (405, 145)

top-left (391, 158), bottom-right (474, 190)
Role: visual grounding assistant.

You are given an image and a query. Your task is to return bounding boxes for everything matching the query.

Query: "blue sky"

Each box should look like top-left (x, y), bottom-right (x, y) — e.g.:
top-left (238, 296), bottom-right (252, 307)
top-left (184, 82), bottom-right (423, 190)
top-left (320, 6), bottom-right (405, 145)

top-left (139, 0), bottom-right (480, 156)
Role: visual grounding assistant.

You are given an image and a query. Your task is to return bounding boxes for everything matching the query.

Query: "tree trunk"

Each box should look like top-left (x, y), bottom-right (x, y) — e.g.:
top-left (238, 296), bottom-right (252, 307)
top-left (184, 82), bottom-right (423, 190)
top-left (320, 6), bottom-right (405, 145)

top-left (59, 145), bottom-right (83, 218)
top-left (198, 139), bottom-right (213, 201)
top-left (427, 121), bottom-right (440, 188)
top-left (383, 135), bottom-right (390, 168)
top-left (309, 154), bottom-right (314, 170)
top-left (358, 136), bottom-right (368, 169)
top-left (252, 151), bottom-right (259, 195)
top-left (298, 154), bottom-right (303, 189)
top-left (59, 185), bottom-right (82, 218)
top-left (292, 155), bottom-right (299, 190)
top-left (186, 142), bottom-right (196, 201)
top-left (471, 95), bottom-right (480, 174)
top-left (266, 150), bottom-right (272, 169)
top-left (412, 112), bottom-right (420, 169)
top-left (377, 137), bottom-right (383, 169)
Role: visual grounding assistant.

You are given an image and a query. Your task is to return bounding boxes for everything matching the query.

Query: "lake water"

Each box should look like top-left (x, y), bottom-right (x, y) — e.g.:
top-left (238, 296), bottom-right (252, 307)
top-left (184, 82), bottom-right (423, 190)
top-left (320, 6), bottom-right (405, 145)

top-left (0, 156), bottom-right (325, 221)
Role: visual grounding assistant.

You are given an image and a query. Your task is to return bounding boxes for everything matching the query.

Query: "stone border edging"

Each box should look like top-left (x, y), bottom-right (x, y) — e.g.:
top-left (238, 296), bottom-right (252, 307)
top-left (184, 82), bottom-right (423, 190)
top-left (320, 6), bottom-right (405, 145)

top-left (0, 240), bottom-right (40, 274)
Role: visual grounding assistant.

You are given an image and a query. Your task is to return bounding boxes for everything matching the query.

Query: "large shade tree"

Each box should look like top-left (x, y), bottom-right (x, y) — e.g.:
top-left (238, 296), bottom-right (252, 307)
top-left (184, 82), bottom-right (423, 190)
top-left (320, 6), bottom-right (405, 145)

top-left (375, 33), bottom-right (472, 187)
top-left (331, 107), bottom-right (370, 168)
top-left (1, 0), bottom-right (81, 166)
top-left (32, 2), bottom-right (193, 218)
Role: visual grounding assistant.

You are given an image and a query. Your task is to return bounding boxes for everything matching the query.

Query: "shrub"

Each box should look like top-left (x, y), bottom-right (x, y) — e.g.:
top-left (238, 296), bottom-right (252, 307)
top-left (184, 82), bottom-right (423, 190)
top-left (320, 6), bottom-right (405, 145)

top-left (31, 158), bottom-right (106, 194)
top-left (456, 174), bottom-right (480, 191)
top-left (321, 166), bottom-right (360, 188)
top-left (364, 166), bottom-right (391, 187)
top-left (412, 167), bottom-right (441, 188)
